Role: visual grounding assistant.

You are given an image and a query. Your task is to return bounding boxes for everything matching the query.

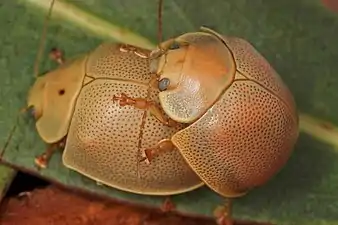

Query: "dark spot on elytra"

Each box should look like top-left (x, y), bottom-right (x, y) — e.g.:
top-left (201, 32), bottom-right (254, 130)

top-left (58, 89), bottom-right (65, 96)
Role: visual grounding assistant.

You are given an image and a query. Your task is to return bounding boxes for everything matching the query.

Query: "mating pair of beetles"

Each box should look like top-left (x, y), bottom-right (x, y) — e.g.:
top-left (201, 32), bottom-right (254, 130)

top-left (25, 0), bottom-right (299, 224)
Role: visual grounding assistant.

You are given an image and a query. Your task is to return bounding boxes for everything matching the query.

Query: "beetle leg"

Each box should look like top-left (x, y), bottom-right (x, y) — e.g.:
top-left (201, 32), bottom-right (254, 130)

top-left (119, 44), bottom-right (150, 59)
top-left (213, 199), bottom-right (234, 225)
top-left (112, 93), bottom-right (178, 127)
top-left (148, 103), bottom-right (178, 127)
top-left (149, 39), bottom-right (190, 60)
top-left (160, 197), bottom-right (176, 212)
top-left (49, 48), bottom-right (65, 65)
top-left (139, 139), bottom-right (175, 164)
top-left (149, 74), bottom-right (160, 89)
top-left (139, 197), bottom-right (176, 224)
top-left (34, 137), bottom-right (66, 169)
top-left (148, 40), bottom-right (175, 60)
top-left (34, 144), bottom-right (57, 169)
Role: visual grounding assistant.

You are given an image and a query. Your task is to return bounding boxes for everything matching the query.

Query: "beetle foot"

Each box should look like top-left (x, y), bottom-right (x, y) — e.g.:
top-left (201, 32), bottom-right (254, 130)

top-left (34, 153), bottom-right (48, 169)
top-left (119, 44), bottom-right (150, 59)
top-left (112, 93), bottom-right (134, 106)
top-left (161, 197), bottom-right (176, 213)
top-left (139, 139), bottom-right (175, 164)
top-left (34, 138), bottom-right (66, 169)
top-left (112, 93), bottom-right (151, 109)
top-left (139, 149), bottom-right (153, 164)
top-left (213, 200), bottom-right (233, 225)
top-left (49, 47), bottom-right (65, 65)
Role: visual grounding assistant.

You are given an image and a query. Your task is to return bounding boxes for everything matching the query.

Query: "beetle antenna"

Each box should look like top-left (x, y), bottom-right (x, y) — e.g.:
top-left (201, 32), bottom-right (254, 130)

top-left (157, 0), bottom-right (163, 44)
top-left (33, 0), bottom-right (56, 78)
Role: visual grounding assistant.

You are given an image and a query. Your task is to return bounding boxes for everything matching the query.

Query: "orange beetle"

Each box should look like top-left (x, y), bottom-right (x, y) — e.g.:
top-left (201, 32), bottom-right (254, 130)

top-left (144, 26), bottom-right (299, 223)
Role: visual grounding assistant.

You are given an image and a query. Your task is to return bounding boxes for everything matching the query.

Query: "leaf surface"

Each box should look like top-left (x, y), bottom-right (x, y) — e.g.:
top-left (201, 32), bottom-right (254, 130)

top-left (1, 0), bottom-right (338, 224)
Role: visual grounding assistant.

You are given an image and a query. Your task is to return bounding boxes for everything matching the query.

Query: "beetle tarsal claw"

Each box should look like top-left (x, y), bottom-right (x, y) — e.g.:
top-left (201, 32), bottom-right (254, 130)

top-left (139, 148), bottom-right (157, 164)
top-left (34, 153), bottom-right (48, 169)
top-left (139, 139), bottom-right (176, 165)
top-left (139, 152), bottom-right (151, 165)
top-left (35, 146), bottom-right (56, 169)
top-left (118, 44), bottom-right (150, 58)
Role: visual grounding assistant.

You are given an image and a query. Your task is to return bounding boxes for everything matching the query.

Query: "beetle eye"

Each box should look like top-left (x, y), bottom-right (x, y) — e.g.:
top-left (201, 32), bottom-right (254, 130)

top-left (158, 78), bottom-right (170, 91)
top-left (168, 41), bottom-right (180, 50)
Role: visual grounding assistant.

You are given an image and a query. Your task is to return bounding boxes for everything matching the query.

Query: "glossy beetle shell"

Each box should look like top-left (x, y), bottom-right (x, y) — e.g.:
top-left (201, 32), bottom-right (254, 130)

top-left (27, 43), bottom-right (203, 195)
top-left (150, 28), bottom-right (299, 197)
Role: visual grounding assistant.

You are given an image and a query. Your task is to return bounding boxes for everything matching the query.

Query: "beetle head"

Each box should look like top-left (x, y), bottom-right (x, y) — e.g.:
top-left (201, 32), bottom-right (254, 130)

top-left (149, 28), bottom-right (236, 124)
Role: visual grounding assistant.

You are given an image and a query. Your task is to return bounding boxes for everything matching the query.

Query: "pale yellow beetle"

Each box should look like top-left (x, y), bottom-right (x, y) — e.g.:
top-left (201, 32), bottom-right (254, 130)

top-left (27, 42), bottom-right (205, 198)
top-left (21, 0), bottom-right (207, 201)
top-left (119, 26), bottom-right (298, 224)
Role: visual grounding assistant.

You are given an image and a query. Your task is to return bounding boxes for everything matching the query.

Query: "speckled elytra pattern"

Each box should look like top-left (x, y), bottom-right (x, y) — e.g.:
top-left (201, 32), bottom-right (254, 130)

top-left (62, 43), bottom-right (203, 195)
top-left (225, 37), bottom-right (298, 117)
top-left (170, 36), bottom-right (298, 197)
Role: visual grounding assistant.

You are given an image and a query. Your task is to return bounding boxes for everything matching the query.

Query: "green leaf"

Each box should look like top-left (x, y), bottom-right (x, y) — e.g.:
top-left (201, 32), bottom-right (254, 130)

top-left (0, 165), bottom-right (16, 201)
top-left (1, 0), bottom-right (338, 224)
